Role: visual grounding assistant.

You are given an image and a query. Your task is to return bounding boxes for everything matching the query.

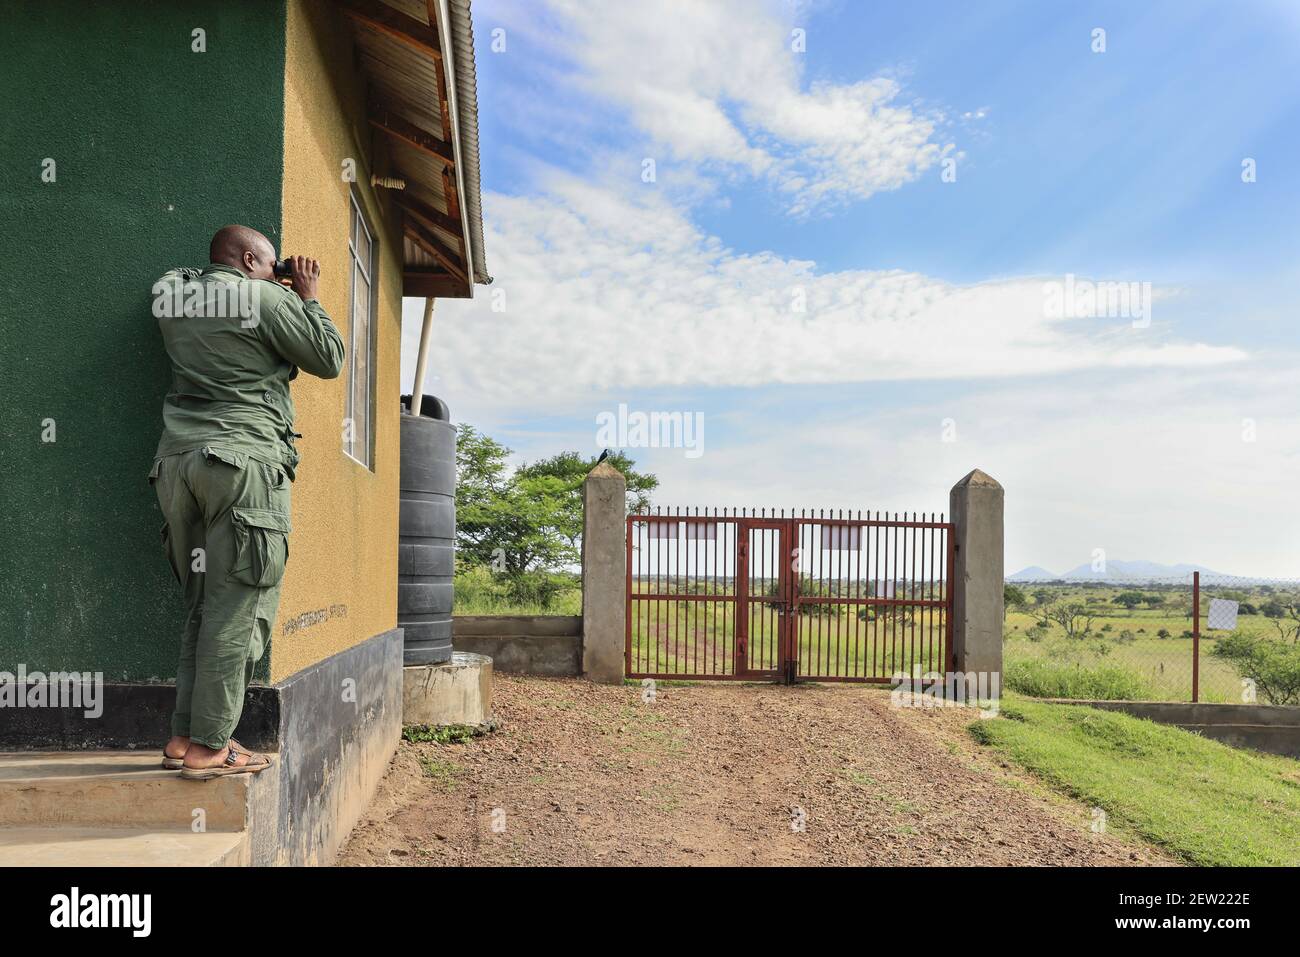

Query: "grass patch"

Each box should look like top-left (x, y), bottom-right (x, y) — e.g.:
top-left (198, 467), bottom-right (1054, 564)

top-left (403, 722), bottom-right (492, 744)
top-left (968, 697), bottom-right (1300, 866)
top-left (417, 757), bottom-right (462, 790)
top-left (1004, 657), bottom-right (1155, 700)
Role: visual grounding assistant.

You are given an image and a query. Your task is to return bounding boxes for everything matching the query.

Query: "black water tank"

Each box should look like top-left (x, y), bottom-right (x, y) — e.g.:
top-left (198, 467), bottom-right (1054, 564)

top-left (398, 395), bottom-right (455, 665)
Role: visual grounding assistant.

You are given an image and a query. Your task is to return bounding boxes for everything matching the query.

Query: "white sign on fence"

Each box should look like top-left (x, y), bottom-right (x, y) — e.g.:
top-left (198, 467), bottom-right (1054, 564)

top-left (1207, 598), bottom-right (1239, 631)
top-left (820, 525), bottom-right (861, 550)
top-left (685, 522), bottom-right (718, 541)
top-left (645, 521), bottom-right (679, 540)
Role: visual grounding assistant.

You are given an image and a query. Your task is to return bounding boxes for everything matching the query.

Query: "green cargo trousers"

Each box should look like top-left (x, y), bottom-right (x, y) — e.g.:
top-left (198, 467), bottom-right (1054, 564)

top-left (150, 446), bottom-right (291, 750)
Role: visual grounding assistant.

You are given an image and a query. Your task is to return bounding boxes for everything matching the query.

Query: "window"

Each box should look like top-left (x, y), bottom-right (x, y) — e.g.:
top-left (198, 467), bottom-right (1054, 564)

top-left (344, 192), bottom-right (376, 468)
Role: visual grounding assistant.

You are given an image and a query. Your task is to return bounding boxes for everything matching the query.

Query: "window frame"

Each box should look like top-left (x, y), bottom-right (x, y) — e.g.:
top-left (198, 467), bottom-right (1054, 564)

top-left (344, 189), bottom-right (378, 470)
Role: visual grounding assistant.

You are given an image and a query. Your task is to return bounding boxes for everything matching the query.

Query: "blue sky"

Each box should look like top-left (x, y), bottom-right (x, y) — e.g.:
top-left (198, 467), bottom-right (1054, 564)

top-left (403, 0), bottom-right (1300, 577)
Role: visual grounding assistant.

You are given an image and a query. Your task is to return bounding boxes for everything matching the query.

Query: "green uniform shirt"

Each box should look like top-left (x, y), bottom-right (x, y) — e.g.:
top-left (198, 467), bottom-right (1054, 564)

top-left (152, 263), bottom-right (345, 478)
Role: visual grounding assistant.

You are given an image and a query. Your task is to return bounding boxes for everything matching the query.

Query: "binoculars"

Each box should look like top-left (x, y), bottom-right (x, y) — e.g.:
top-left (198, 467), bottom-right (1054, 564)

top-left (272, 258), bottom-right (297, 279)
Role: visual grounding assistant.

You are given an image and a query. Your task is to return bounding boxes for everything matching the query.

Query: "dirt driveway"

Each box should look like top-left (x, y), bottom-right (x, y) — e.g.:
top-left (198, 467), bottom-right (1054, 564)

top-left (338, 675), bottom-right (1171, 866)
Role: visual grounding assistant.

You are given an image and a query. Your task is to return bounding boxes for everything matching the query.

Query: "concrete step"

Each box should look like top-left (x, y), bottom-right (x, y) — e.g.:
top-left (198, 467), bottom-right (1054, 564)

top-left (0, 826), bottom-right (248, 866)
top-left (0, 751), bottom-right (250, 831)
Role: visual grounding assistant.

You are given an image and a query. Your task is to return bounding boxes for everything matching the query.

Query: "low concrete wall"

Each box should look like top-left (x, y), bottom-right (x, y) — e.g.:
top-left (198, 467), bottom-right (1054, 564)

top-left (453, 616), bottom-right (582, 676)
top-left (1049, 699), bottom-right (1300, 759)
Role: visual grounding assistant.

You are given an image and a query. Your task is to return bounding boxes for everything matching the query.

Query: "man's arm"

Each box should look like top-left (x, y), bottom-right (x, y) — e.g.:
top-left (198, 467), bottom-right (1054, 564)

top-left (260, 256), bottom-right (345, 379)
top-left (264, 292), bottom-right (346, 380)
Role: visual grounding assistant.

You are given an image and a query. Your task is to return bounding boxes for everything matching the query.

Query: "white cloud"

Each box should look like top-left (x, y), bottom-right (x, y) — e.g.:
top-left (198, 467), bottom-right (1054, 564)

top-left (569, 365), bottom-right (1300, 578)
top-left (539, 0), bottom-right (951, 214)
top-left (394, 2), bottom-right (1292, 576)
top-left (406, 178), bottom-right (1245, 410)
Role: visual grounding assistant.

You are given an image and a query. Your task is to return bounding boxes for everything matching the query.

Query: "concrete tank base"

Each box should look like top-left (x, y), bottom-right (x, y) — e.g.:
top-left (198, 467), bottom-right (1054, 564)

top-left (402, 652), bottom-right (494, 727)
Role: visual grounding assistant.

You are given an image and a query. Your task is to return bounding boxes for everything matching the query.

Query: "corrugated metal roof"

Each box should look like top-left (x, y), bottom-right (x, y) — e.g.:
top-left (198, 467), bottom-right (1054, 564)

top-left (336, 0), bottom-right (488, 295)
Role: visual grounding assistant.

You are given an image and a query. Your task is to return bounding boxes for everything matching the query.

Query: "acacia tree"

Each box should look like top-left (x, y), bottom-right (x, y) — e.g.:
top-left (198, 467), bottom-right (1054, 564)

top-left (1213, 633), bottom-right (1300, 704)
top-left (1048, 601), bottom-right (1096, 640)
top-left (1112, 591), bottom-right (1146, 610)
top-left (1003, 584), bottom-right (1027, 620)
top-left (1260, 596), bottom-right (1300, 643)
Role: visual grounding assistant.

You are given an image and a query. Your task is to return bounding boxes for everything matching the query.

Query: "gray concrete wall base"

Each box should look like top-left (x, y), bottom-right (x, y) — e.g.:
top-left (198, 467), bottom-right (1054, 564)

top-left (246, 627), bottom-right (404, 866)
top-left (581, 463), bottom-right (627, 684)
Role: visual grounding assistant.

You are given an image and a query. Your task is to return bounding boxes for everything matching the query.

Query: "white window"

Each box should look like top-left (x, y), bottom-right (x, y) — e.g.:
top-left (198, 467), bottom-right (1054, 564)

top-left (345, 193), bottom-right (375, 468)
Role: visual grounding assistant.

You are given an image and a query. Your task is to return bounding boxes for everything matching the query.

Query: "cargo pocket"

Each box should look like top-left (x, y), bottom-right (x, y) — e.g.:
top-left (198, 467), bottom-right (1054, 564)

top-left (229, 507), bottom-right (291, 587)
top-left (261, 462), bottom-right (288, 490)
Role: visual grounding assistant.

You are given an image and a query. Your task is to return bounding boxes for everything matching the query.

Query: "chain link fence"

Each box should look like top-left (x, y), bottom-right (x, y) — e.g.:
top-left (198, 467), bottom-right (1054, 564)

top-left (1002, 573), bottom-right (1300, 705)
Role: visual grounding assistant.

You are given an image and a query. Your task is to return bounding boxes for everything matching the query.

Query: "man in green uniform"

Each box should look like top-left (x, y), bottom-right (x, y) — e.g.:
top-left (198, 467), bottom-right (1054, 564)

top-left (150, 225), bottom-right (344, 779)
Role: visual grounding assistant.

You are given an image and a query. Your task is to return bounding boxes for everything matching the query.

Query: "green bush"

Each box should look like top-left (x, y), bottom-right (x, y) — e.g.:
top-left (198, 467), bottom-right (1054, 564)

top-left (1211, 633), bottom-right (1300, 705)
top-left (503, 570), bottom-right (568, 609)
top-left (1004, 658), bottom-right (1155, 700)
top-left (453, 563), bottom-right (581, 615)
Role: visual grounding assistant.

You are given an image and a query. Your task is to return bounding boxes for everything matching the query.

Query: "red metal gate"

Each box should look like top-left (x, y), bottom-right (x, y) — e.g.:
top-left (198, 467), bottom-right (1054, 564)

top-left (625, 508), bottom-right (954, 683)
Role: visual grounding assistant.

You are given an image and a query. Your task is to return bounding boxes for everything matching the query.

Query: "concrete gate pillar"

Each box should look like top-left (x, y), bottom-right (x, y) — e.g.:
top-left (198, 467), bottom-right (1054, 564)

top-left (581, 461), bottom-right (626, 684)
top-left (949, 469), bottom-right (1004, 679)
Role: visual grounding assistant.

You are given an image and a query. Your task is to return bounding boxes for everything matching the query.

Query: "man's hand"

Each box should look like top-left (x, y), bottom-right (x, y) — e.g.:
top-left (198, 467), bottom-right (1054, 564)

top-left (289, 255), bottom-right (320, 301)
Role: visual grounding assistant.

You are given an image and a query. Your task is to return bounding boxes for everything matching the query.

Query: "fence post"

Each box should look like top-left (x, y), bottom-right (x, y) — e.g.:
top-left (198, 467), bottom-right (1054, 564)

top-left (949, 469), bottom-right (1004, 682)
top-left (1192, 571), bottom-right (1200, 703)
top-left (582, 461), bottom-right (627, 684)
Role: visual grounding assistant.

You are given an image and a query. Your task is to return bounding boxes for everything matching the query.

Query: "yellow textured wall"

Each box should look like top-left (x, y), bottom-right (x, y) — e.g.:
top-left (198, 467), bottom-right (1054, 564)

top-left (273, 0), bottom-right (402, 682)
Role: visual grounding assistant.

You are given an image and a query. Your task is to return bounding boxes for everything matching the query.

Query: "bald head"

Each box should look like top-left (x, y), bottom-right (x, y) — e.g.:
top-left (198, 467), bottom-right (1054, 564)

top-left (210, 225), bottom-right (277, 281)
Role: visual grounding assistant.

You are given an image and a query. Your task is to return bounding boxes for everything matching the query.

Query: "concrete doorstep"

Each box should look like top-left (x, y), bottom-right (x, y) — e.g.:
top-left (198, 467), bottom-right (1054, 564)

top-left (0, 751), bottom-right (262, 866)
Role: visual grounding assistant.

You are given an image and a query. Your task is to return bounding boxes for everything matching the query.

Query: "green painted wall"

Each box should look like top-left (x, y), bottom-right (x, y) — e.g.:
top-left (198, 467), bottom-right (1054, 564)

top-left (0, 1), bottom-right (287, 679)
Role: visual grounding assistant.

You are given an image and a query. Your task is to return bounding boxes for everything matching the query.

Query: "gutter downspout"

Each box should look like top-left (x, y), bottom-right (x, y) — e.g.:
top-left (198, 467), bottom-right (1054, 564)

top-left (410, 296), bottom-right (435, 412)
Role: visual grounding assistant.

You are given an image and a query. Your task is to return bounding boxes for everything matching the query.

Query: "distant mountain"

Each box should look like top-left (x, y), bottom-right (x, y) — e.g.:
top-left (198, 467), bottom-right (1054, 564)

top-left (1008, 566), bottom-right (1057, 582)
top-left (1007, 560), bottom-right (1222, 583)
top-left (1061, 560), bottom-right (1220, 582)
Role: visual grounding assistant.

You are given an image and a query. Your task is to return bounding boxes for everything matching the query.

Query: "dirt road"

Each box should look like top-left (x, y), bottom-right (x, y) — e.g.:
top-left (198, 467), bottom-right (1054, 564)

top-left (338, 675), bottom-right (1170, 866)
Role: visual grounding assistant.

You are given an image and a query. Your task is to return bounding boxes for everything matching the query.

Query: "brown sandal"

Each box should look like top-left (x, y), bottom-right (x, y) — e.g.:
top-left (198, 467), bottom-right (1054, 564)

top-left (180, 739), bottom-right (274, 780)
top-left (161, 752), bottom-right (184, 770)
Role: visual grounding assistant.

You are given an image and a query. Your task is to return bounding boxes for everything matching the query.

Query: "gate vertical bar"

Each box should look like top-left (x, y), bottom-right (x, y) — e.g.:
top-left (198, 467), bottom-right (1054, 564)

top-left (783, 517), bottom-right (796, 683)
top-left (735, 519), bottom-right (749, 676)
